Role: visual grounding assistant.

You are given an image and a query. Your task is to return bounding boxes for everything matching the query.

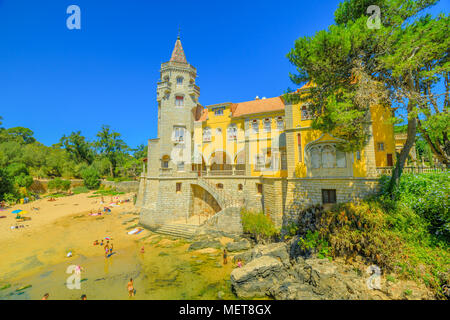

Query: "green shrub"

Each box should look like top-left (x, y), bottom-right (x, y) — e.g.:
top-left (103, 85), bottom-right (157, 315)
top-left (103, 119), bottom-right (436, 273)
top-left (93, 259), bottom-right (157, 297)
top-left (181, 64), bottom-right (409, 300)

top-left (302, 199), bottom-right (450, 299)
top-left (240, 209), bottom-right (279, 242)
top-left (298, 230), bottom-right (332, 260)
top-left (5, 163), bottom-right (33, 189)
top-left (281, 221), bottom-right (299, 239)
top-left (3, 192), bottom-right (18, 205)
top-left (380, 172), bottom-right (450, 242)
top-left (47, 178), bottom-right (71, 193)
top-left (81, 168), bottom-right (101, 190)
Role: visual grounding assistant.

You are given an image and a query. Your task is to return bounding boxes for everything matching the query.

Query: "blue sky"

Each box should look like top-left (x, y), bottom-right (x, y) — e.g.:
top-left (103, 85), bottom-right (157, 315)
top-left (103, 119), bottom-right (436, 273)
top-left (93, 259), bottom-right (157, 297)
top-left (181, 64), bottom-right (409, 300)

top-left (0, 0), bottom-right (448, 148)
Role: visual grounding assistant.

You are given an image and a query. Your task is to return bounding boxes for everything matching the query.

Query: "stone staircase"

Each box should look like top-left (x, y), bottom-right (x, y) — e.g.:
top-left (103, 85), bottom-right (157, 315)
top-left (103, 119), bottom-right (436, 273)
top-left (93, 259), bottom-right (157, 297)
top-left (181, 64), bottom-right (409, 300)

top-left (197, 177), bottom-right (244, 208)
top-left (154, 223), bottom-right (200, 239)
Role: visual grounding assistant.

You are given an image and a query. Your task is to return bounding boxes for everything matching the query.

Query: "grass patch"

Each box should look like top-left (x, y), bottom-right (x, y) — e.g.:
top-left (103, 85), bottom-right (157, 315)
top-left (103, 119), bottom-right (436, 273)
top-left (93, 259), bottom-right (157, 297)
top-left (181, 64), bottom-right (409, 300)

top-left (72, 186), bottom-right (90, 194)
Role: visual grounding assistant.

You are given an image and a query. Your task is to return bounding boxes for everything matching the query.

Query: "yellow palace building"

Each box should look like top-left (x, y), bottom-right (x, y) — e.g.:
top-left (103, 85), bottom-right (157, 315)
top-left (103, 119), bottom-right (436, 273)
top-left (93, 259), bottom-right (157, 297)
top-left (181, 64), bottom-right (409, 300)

top-left (137, 37), bottom-right (396, 234)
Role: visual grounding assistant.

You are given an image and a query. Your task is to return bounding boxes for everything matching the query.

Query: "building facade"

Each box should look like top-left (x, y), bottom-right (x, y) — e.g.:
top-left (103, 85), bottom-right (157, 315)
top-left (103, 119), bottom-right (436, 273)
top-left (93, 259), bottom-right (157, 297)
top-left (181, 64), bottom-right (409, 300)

top-left (137, 38), bottom-right (396, 232)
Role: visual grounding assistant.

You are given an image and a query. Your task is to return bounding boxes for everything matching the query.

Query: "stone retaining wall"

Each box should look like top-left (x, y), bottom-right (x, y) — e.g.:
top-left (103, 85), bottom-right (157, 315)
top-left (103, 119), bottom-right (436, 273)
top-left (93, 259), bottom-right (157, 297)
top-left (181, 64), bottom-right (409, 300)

top-left (100, 180), bottom-right (139, 193)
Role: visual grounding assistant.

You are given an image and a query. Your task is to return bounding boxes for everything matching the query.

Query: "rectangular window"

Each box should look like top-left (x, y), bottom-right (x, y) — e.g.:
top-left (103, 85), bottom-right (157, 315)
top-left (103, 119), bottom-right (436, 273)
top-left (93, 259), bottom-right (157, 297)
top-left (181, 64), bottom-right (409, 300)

top-left (162, 161), bottom-right (169, 168)
top-left (377, 142), bottom-right (385, 151)
top-left (263, 119), bottom-right (271, 132)
top-left (177, 162), bottom-right (185, 171)
top-left (175, 96), bottom-right (184, 106)
top-left (214, 108), bottom-right (224, 116)
top-left (336, 150), bottom-right (346, 168)
top-left (173, 126), bottom-right (185, 142)
top-left (254, 154), bottom-right (264, 171)
top-left (252, 120), bottom-right (259, 133)
top-left (281, 148), bottom-right (287, 170)
top-left (176, 182), bottom-right (182, 193)
top-left (297, 133), bottom-right (302, 162)
top-left (322, 189), bottom-right (336, 204)
top-left (276, 117), bottom-right (284, 130)
top-left (387, 153), bottom-right (393, 166)
top-left (356, 151), bottom-right (361, 161)
top-left (256, 183), bottom-right (263, 194)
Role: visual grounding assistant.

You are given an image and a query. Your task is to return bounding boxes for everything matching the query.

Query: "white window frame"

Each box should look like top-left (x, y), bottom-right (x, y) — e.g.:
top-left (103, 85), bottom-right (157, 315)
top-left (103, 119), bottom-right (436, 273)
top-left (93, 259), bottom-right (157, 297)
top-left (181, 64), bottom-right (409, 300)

top-left (203, 127), bottom-right (211, 142)
top-left (172, 126), bottom-right (185, 143)
top-left (227, 125), bottom-right (237, 140)
top-left (263, 118), bottom-right (271, 133)
top-left (175, 96), bottom-right (184, 107)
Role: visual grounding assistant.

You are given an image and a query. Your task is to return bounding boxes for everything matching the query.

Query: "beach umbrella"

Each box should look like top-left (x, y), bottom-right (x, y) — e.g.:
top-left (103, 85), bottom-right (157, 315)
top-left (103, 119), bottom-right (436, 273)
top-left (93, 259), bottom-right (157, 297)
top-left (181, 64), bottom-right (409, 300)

top-left (104, 237), bottom-right (112, 240)
top-left (12, 210), bottom-right (22, 214)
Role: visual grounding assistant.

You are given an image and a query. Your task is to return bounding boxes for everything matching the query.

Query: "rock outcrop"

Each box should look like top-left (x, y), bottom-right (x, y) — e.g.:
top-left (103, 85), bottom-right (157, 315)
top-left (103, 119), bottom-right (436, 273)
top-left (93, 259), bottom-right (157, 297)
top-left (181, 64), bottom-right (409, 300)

top-left (226, 239), bottom-right (251, 252)
top-left (230, 242), bottom-right (433, 300)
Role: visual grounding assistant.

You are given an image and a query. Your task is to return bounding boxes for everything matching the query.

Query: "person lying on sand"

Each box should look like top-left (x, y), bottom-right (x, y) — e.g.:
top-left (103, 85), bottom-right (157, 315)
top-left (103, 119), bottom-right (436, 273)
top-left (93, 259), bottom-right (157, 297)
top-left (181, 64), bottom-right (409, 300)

top-left (42, 293), bottom-right (49, 300)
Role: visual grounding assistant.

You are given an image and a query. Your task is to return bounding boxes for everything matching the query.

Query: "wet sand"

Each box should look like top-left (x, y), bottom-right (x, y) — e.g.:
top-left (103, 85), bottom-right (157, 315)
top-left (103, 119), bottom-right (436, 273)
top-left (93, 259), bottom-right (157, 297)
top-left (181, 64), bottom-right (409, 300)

top-left (0, 192), bottom-right (235, 300)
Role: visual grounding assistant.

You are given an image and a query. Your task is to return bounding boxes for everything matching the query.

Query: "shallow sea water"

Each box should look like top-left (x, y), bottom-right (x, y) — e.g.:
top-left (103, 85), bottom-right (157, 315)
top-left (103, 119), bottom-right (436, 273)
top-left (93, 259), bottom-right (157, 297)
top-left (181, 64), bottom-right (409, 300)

top-left (0, 238), bottom-right (236, 300)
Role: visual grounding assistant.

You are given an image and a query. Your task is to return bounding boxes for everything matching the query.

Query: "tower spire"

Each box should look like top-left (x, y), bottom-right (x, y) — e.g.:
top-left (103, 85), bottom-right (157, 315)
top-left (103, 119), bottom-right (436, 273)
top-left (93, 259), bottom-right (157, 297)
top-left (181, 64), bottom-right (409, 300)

top-left (170, 35), bottom-right (187, 64)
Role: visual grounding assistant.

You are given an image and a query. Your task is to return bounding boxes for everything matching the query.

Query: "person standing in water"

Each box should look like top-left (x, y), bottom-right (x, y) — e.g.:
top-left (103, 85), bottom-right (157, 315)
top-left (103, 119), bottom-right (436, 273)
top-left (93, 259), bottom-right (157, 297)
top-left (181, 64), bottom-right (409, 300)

top-left (223, 249), bottom-right (228, 265)
top-left (127, 278), bottom-right (135, 297)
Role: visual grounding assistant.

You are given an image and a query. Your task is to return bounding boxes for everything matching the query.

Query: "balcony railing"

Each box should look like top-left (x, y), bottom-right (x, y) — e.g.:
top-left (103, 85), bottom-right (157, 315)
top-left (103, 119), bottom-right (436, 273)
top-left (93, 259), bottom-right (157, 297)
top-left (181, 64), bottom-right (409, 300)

top-left (188, 84), bottom-right (200, 96)
top-left (376, 166), bottom-right (447, 176)
top-left (157, 81), bottom-right (172, 93)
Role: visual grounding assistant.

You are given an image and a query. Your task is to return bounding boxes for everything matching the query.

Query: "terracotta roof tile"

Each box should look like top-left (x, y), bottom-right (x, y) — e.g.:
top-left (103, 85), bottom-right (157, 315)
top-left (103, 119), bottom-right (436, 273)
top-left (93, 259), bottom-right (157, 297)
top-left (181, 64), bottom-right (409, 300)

top-left (231, 96), bottom-right (285, 118)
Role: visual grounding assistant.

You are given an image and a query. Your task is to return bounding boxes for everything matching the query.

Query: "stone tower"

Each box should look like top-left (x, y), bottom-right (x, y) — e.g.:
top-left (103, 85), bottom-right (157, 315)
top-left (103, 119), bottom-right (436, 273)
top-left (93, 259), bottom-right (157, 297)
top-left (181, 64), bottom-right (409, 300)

top-left (155, 36), bottom-right (200, 173)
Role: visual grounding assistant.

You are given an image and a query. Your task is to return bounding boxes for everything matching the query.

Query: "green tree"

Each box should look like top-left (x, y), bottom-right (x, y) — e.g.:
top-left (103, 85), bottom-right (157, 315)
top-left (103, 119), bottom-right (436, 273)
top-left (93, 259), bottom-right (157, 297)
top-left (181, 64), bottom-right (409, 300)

top-left (0, 127), bottom-right (36, 144)
top-left (95, 125), bottom-right (128, 178)
top-left (5, 163), bottom-right (33, 189)
top-left (286, 0), bottom-right (449, 194)
top-left (0, 167), bottom-right (14, 201)
top-left (58, 131), bottom-right (94, 164)
top-left (81, 167), bottom-right (101, 190)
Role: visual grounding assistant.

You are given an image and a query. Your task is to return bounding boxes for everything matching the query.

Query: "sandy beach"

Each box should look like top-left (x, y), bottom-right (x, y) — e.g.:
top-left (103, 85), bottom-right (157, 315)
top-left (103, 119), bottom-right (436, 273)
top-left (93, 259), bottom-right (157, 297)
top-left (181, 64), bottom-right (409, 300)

top-left (0, 191), bottom-right (235, 300)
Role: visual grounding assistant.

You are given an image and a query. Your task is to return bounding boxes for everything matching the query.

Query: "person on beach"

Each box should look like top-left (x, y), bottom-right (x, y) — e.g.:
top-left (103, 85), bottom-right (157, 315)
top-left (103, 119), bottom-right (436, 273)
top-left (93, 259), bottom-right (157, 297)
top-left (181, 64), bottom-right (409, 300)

top-left (93, 240), bottom-right (99, 246)
top-left (140, 246), bottom-right (145, 254)
top-left (105, 242), bottom-right (110, 257)
top-left (100, 240), bottom-right (104, 246)
top-left (109, 243), bottom-right (114, 254)
top-left (127, 278), bottom-right (134, 297)
top-left (223, 249), bottom-right (228, 265)
top-left (237, 259), bottom-right (243, 268)
top-left (81, 294), bottom-right (87, 300)
top-left (42, 293), bottom-right (49, 300)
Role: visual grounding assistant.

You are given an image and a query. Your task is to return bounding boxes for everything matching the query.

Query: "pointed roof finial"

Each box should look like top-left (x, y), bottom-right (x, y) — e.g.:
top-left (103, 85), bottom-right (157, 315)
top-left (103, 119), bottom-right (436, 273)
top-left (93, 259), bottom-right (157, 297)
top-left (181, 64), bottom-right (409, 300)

top-left (170, 33), bottom-right (187, 64)
top-left (178, 26), bottom-right (181, 40)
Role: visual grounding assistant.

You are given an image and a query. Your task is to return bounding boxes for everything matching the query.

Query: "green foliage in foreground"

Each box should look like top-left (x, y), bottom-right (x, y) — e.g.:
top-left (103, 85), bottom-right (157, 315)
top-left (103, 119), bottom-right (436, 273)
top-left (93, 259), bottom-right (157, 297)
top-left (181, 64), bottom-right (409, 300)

top-left (240, 209), bottom-right (279, 242)
top-left (296, 172), bottom-right (449, 298)
top-left (298, 230), bottom-right (332, 260)
top-left (379, 172), bottom-right (449, 242)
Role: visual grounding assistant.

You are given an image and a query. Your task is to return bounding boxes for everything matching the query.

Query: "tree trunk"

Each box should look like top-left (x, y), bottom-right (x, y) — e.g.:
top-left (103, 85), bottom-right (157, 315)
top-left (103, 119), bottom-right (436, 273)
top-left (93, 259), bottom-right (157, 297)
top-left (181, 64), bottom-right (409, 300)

top-left (387, 74), bottom-right (417, 195)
